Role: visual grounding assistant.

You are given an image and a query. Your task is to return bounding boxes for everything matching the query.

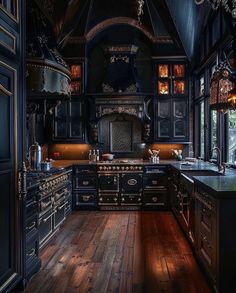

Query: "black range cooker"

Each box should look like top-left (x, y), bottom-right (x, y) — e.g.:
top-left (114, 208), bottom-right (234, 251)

top-left (27, 168), bottom-right (72, 248)
top-left (97, 163), bottom-right (143, 209)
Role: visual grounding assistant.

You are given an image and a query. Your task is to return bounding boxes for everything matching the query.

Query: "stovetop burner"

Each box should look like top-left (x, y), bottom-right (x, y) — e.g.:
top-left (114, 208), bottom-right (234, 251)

top-left (27, 167), bottom-right (65, 188)
top-left (98, 159), bottom-right (144, 164)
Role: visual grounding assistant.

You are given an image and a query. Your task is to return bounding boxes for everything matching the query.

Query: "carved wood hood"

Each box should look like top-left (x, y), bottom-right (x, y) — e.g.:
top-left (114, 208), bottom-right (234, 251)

top-left (88, 95), bottom-right (152, 144)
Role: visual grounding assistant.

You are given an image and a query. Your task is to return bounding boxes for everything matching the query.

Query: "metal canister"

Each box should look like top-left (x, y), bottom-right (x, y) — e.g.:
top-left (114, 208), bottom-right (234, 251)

top-left (29, 142), bottom-right (42, 170)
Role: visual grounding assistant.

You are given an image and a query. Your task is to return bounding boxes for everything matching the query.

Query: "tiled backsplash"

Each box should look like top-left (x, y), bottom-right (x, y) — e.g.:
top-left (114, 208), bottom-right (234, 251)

top-left (46, 143), bottom-right (187, 160)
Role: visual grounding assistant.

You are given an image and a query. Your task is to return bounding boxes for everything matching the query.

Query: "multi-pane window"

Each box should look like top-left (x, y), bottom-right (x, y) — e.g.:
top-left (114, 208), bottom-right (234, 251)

top-left (227, 111), bottom-right (236, 164)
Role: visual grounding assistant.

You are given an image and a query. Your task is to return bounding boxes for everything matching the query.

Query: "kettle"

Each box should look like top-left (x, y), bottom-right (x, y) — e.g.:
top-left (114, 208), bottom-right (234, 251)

top-left (29, 142), bottom-right (42, 170)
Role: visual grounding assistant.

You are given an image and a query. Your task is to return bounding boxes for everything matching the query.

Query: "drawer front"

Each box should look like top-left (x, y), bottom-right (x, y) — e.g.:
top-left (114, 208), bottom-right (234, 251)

top-left (200, 205), bottom-right (213, 235)
top-left (26, 235), bottom-right (39, 265)
top-left (144, 165), bottom-right (168, 173)
top-left (143, 191), bottom-right (167, 206)
top-left (120, 193), bottom-right (142, 205)
top-left (98, 193), bottom-right (119, 205)
top-left (74, 191), bottom-right (97, 206)
top-left (26, 213), bottom-right (38, 239)
top-left (198, 232), bottom-right (217, 282)
top-left (74, 165), bottom-right (96, 174)
top-left (74, 174), bottom-right (97, 189)
top-left (143, 174), bottom-right (167, 189)
top-left (26, 197), bottom-right (38, 218)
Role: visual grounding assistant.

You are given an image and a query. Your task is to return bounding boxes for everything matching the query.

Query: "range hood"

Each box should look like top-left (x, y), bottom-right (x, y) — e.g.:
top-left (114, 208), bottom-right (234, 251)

top-left (26, 2), bottom-right (71, 112)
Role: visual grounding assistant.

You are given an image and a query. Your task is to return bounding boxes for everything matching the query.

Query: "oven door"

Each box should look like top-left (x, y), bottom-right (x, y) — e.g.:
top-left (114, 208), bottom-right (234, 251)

top-left (98, 174), bottom-right (119, 192)
top-left (121, 173), bottom-right (142, 193)
top-left (39, 209), bottom-right (53, 247)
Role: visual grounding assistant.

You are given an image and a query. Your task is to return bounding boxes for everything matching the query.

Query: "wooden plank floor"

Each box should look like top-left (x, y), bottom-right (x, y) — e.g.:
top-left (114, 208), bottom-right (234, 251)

top-left (24, 211), bottom-right (212, 293)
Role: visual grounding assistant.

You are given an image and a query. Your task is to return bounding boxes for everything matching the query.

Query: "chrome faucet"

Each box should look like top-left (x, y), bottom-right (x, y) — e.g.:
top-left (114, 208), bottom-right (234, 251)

top-left (211, 147), bottom-right (226, 175)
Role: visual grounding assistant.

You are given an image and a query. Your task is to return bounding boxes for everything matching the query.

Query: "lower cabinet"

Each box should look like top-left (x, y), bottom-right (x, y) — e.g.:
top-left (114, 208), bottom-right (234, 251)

top-left (73, 165), bottom-right (98, 208)
top-left (195, 184), bottom-right (236, 293)
top-left (195, 188), bottom-right (217, 284)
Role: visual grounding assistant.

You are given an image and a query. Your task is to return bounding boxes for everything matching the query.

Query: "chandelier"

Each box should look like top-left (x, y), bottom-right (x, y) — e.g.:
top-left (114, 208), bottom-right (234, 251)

top-left (195, 0), bottom-right (236, 18)
top-left (137, 0), bottom-right (145, 23)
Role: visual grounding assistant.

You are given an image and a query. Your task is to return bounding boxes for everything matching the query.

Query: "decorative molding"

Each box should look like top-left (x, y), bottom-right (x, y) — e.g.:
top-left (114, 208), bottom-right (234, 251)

top-left (0, 25), bottom-right (16, 54)
top-left (0, 1), bottom-right (19, 23)
top-left (0, 83), bottom-right (13, 96)
top-left (97, 105), bottom-right (142, 118)
top-left (68, 17), bottom-right (173, 44)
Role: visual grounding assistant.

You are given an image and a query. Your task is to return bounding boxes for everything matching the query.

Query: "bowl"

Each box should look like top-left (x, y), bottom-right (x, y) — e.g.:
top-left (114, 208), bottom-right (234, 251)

top-left (102, 153), bottom-right (114, 161)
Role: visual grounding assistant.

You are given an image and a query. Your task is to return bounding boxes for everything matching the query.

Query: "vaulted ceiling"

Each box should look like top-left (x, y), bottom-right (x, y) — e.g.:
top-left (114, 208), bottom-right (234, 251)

top-left (31, 0), bottom-right (211, 60)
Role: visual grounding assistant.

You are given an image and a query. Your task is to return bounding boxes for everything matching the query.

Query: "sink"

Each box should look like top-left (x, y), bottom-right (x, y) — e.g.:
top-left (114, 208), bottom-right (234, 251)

top-left (182, 169), bottom-right (223, 179)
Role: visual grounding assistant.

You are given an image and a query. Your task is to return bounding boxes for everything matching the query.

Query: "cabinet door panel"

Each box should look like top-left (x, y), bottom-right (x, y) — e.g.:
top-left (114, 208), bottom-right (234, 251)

top-left (69, 101), bottom-right (83, 138)
top-left (0, 61), bottom-right (19, 290)
top-left (174, 120), bottom-right (186, 137)
top-left (158, 100), bottom-right (170, 118)
top-left (173, 100), bottom-right (187, 118)
top-left (0, 91), bottom-right (10, 159)
top-left (158, 120), bottom-right (171, 138)
top-left (0, 171), bottom-right (12, 279)
top-left (54, 103), bottom-right (67, 138)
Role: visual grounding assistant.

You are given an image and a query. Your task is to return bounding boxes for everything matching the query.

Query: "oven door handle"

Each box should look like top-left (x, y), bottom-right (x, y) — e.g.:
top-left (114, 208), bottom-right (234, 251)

top-left (26, 221), bottom-right (36, 231)
top-left (26, 248), bottom-right (36, 257)
top-left (58, 201), bottom-right (68, 211)
top-left (41, 212), bottom-right (55, 223)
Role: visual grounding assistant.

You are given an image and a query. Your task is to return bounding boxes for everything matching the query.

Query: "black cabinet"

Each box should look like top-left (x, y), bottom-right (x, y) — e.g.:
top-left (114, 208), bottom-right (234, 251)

top-left (143, 165), bottom-right (169, 209)
top-left (53, 98), bottom-right (85, 142)
top-left (0, 0), bottom-right (25, 291)
top-left (154, 98), bottom-right (189, 141)
top-left (193, 183), bottom-right (236, 293)
top-left (73, 165), bottom-right (98, 208)
top-left (154, 61), bottom-right (189, 142)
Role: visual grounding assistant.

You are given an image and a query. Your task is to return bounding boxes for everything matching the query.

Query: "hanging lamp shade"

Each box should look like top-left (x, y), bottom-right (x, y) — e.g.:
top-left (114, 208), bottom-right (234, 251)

top-left (210, 62), bottom-right (234, 111)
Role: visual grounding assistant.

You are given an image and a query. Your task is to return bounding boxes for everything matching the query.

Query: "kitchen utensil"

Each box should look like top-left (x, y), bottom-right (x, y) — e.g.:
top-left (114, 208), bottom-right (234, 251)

top-left (148, 149), bottom-right (153, 155)
top-left (102, 153), bottom-right (115, 161)
top-left (29, 142), bottom-right (42, 170)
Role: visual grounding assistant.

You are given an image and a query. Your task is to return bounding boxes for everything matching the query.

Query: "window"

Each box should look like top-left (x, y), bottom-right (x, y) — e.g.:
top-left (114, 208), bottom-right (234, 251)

top-left (211, 110), bottom-right (218, 149)
top-left (200, 101), bottom-right (205, 157)
top-left (227, 110), bottom-right (236, 164)
top-left (199, 75), bottom-right (205, 97)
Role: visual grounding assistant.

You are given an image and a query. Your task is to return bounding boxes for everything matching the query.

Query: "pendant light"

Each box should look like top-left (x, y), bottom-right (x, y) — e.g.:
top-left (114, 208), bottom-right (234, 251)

top-left (210, 61), bottom-right (234, 112)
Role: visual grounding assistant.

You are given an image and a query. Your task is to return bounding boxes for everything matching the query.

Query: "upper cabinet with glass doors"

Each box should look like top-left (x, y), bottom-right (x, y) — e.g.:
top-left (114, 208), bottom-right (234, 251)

top-left (70, 62), bottom-right (84, 95)
top-left (154, 61), bottom-right (189, 142)
top-left (156, 63), bottom-right (186, 96)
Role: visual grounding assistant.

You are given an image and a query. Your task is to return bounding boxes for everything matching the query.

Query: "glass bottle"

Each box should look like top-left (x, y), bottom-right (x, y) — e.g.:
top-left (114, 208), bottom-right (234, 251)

top-left (88, 150), bottom-right (92, 162)
top-left (96, 149), bottom-right (100, 162)
top-left (92, 149), bottom-right (96, 162)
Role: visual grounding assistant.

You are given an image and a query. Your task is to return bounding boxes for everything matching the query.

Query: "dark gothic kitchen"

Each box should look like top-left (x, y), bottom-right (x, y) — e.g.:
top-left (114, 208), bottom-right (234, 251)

top-left (1, 0), bottom-right (236, 292)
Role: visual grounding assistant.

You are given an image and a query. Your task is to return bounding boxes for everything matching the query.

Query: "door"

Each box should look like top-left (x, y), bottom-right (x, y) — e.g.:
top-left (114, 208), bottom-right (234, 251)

top-left (0, 61), bottom-right (20, 291)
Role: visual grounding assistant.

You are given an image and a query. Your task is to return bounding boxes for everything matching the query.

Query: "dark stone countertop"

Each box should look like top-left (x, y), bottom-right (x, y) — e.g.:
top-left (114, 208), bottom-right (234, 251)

top-left (193, 176), bottom-right (236, 198)
top-left (52, 159), bottom-right (236, 197)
